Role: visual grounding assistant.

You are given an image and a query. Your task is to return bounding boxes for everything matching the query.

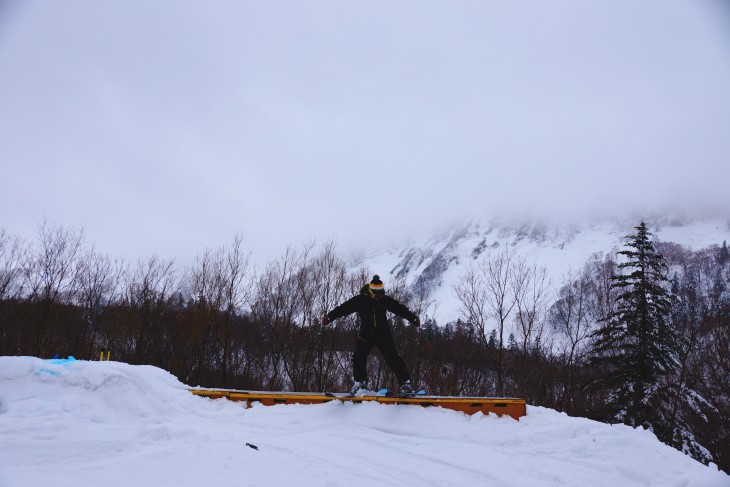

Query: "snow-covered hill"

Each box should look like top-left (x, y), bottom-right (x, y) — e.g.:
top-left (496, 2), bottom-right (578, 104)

top-left (0, 357), bottom-right (727, 486)
top-left (354, 216), bottom-right (730, 322)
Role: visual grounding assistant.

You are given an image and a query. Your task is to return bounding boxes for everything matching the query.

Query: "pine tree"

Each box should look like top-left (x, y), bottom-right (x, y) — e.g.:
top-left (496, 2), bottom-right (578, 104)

top-left (488, 329), bottom-right (497, 349)
top-left (718, 240), bottom-right (729, 266)
top-left (588, 221), bottom-right (680, 430)
top-left (666, 266), bottom-right (714, 465)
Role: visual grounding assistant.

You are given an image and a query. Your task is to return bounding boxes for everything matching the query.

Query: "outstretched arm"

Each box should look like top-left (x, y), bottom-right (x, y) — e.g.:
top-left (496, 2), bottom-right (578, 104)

top-left (384, 296), bottom-right (419, 325)
top-left (322, 295), bottom-right (359, 325)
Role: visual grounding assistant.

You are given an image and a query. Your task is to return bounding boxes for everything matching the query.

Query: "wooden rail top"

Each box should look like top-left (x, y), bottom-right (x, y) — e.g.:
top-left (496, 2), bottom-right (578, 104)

top-left (189, 388), bottom-right (526, 420)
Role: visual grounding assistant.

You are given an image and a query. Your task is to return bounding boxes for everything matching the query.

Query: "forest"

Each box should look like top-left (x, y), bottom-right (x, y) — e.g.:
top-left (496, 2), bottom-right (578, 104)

top-left (1, 221), bottom-right (728, 473)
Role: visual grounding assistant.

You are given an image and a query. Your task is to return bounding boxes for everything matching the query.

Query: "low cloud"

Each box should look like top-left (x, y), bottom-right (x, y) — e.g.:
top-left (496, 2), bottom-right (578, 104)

top-left (1, 1), bottom-right (729, 263)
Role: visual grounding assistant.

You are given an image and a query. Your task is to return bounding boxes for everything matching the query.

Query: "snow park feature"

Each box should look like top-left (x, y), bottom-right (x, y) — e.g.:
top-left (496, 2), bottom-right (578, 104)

top-left (0, 356), bottom-right (727, 487)
top-left (190, 388), bottom-right (526, 419)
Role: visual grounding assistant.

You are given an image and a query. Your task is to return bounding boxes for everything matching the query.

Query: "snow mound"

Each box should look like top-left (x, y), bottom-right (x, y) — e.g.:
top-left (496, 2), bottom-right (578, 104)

top-left (0, 357), bottom-right (727, 486)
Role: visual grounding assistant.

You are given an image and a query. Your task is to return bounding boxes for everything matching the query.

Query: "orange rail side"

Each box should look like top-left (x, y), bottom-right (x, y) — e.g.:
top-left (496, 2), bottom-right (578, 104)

top-left (190, 389), bottom-right (526, 420)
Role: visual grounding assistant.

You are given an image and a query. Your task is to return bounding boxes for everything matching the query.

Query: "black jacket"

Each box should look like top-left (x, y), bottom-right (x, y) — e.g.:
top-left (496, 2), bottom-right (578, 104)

top-left (327, 286), bottom-right (417, 340)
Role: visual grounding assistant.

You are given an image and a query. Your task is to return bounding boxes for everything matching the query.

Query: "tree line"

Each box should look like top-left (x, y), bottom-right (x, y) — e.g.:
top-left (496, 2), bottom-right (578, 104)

top-left (1, 221), bottom-right (728, 472)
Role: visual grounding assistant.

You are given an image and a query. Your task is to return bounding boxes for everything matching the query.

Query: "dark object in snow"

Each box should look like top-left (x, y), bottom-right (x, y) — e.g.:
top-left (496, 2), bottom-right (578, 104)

top-left (384, 389), bottom-right (427, 398)
top-left (245, 443), bottom-right (258, 450)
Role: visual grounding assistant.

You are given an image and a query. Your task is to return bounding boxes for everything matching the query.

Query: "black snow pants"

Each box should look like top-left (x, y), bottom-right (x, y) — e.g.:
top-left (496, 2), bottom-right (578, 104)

top-left (353, 330), bottom-right (410, 384)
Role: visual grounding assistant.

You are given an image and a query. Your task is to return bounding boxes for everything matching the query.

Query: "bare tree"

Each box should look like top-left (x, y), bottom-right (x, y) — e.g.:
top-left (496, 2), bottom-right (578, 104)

top-left (76, 248), bottom-right (126, 357)
top-left (304, 241), bottom-right (351, 390)
top-left (250, 244), bottom-right (311, 390)
top-left (24, 221), bottom-right (85, 303)
top-left (0, 228), bottom-right (29, 354)
top-left (218, 235), bottom-right (252, 384)
top-left (511, 261), bottom-right (552, 402)
top-left (0, 228), bottom-right (27, 300)
top-left (586, 251), bottom-right (618, 321)
top-left (513, 261), bottom-right (551, 355)
top-left (553, 269), bottom-right (595, 366)
top-left (125, 256), bottom-right (178, 363)
top-left (453, 264), bottom-right (491, 347)
top-left (483, 246), bottom-right (527, 396)
top-left (550, 267), bottom-right (596, 411)
top-left (187, 234), bottom-right (252, 385)
top-left (453, 245), bottom-right (523, 396)
top-left (23, 221), bottom-right (85, 355)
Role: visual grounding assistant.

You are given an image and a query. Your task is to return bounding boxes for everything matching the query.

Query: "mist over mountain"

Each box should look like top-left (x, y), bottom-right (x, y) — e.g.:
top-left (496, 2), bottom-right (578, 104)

top-left (2, 1), bottom-right (730, 264)
top-left (353, 213), bottom-right (730, 323)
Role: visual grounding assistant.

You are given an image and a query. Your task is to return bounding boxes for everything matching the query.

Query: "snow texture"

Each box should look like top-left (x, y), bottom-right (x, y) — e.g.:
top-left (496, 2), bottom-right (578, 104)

top-left (358, 217), bottom-right (730, 323)
top-left (0, 356), bottom-right (727, 486)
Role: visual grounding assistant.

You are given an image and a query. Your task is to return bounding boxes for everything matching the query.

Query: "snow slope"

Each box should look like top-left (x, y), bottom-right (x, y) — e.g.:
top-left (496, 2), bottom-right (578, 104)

top-left (356, 217), bottom-right (730, 322)
top-left (0, 357), bottom-right (727, 487)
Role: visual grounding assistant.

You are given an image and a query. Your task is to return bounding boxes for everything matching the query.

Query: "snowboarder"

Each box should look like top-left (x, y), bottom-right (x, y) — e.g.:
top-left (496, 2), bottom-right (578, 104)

top-left (322, 275), bottom-right (420, 395)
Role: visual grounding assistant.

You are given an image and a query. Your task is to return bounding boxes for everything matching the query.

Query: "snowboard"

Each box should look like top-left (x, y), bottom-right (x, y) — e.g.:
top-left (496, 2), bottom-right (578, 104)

top-left (384, 389), bottom-right (427, 398)
top-left (324, 388), bottom-right (388, 399)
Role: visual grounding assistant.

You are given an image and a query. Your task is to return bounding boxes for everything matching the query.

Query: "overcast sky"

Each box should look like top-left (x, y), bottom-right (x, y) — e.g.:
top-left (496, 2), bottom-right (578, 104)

top-left (1, 0), bottom-right (730, 265)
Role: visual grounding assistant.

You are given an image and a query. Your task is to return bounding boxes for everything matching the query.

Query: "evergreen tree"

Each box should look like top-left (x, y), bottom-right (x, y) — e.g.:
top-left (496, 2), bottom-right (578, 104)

top-left (507, 332), bottom-right (518, 352)
top-left (588, 221), bottom-right (680, 430)
top-left (718, 240), bottom-right (729, 266)
top-left (488, 329), bottom-right (497, 349)
top-left (666, 266), bottom-right (714, 465)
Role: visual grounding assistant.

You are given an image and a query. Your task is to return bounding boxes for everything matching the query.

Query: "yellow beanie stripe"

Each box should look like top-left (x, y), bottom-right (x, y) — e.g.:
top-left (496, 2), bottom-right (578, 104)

top-left (369, 275), bottom-right (385, 294)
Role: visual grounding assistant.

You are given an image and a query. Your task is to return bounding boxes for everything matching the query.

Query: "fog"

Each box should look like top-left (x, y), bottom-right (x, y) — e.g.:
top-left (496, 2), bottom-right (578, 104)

top-left (1, 0), bottom-right (729, 263)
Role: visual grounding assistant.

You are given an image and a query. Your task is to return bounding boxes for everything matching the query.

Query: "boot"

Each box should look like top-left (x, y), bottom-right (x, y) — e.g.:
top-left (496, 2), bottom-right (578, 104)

top-left (350, 380), bottom-right (371, 395)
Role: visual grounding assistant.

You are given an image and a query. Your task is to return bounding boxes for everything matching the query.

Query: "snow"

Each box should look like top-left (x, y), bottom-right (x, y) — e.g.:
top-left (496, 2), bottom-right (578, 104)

top-left (1, 357), bottom-right (727, 486)
top-left (358, 217), bottom-right (730, 323)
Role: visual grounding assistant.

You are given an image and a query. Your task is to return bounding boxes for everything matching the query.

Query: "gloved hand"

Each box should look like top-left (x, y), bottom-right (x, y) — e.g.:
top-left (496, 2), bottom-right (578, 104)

top-left (411, 317), bottom-right (420, 327)
top-left (321, 314), bottom-right (330, 326)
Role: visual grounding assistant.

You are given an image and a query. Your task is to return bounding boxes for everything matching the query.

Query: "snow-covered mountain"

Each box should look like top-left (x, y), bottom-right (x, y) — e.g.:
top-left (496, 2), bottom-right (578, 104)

top-left (354, 215), bottom-right (730, 323)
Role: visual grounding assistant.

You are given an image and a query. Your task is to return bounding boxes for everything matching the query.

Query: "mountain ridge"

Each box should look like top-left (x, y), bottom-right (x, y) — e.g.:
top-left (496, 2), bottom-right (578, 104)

top-left (353, 215), bottom-right (730, 322)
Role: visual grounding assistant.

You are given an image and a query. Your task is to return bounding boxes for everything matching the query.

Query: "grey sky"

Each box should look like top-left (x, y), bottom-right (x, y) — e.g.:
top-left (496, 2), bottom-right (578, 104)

top-left (2, 0), bottom-right (730, 264)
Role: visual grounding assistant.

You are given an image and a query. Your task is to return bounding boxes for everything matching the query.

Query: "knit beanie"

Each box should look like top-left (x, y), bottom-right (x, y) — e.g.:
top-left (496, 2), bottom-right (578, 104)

top-left (369, 275), bottom-right (385, 295)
